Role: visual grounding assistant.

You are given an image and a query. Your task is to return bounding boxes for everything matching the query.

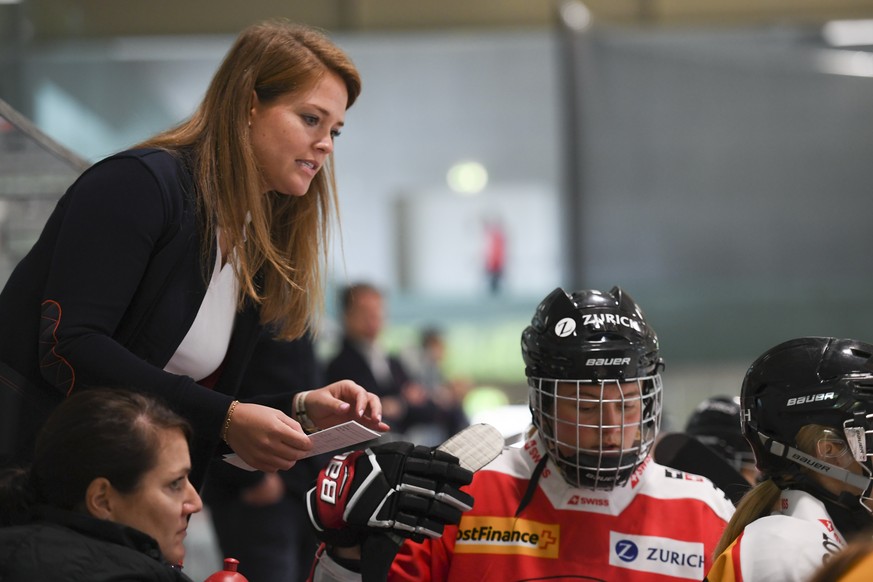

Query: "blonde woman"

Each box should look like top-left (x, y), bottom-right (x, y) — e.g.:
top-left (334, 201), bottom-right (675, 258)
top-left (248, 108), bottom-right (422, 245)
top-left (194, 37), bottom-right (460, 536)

top-left (705, 337), bottom-right (873, 582)
top-left (0, 20), bottom-right (388, 488)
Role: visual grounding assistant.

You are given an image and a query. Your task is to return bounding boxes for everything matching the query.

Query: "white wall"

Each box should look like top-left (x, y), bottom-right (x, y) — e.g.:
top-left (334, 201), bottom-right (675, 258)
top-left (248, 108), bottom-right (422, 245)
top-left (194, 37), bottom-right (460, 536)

top-left (397, 185), bottom-right (561, 296)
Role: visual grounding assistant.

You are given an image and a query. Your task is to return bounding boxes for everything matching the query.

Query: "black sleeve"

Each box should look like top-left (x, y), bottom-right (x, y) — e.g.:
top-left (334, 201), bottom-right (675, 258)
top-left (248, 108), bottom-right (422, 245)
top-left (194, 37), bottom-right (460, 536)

top-left (37, 155), bottom-right (230, 442)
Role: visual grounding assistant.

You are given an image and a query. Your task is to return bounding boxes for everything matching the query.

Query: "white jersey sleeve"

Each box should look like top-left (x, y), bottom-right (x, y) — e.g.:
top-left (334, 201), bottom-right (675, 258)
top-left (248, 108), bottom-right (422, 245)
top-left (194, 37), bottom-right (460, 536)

top-left (736, 515), bottom-right (842, 581)
top-left (707, 488), bottom-right (848, 582)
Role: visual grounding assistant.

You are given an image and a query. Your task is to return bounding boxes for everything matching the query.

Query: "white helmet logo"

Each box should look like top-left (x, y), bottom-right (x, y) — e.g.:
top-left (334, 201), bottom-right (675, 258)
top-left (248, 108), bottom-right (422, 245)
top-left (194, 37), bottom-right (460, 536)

top-left (554, 317), bottom-right (577, 337)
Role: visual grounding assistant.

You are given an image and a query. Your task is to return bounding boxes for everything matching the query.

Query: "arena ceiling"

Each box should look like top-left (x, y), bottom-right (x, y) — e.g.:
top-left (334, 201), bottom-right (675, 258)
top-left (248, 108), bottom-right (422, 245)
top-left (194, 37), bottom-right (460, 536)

top-left (4, 0), bottom-right (873, 40)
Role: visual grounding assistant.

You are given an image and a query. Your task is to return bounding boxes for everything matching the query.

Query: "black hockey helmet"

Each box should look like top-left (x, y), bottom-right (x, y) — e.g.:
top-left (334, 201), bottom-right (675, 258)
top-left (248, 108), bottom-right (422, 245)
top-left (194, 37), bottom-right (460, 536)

top-left (521, 287), bottom-right (664, 489)
top-left (686, 396), bottom-right (755, 473)
top-left (741, 337), bottom-right (873, 485)
top-left (521, 287), bottom-right (662, 382)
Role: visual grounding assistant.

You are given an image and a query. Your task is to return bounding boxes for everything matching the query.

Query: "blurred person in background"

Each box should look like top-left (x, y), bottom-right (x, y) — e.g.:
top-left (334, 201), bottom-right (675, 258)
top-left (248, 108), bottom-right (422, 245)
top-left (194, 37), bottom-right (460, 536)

top-left (325, 283), bottom-right (439, 440)
top-left (0, 388), bottom-right (201, 581)
top-left (404, 326), bottom-right (470, 445)
top-left (308, 286), bottom-right (735, 581)
top-left (0, 19), bottom-right (388, 489)
top-left (685, 396), bottom-right (759, 486)
top-left (654, 395), bottom-right (759, 504)
top-left (705, 337), bottom-right (873, 582)
top-left (482, 216), bottom-right (506, 295)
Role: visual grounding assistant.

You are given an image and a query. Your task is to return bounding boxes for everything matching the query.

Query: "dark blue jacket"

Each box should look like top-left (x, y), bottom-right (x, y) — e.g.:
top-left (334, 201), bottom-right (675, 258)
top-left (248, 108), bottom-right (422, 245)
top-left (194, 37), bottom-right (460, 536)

top-left (0, 506), bottom-right (192, 581)
top-left (0, 148), bottom-right (299, 488)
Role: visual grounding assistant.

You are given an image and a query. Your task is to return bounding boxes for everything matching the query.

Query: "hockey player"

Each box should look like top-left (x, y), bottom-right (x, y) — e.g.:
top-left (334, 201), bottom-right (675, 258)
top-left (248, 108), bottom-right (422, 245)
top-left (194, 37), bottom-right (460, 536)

top-left (705, 337), bottom-right (873, 582)
top-left (308, 287), bottom-right (735, 581)
top-left (685, 396), bottom-right (759, 486)
top-left (654, 395), bottom-right (760, 504)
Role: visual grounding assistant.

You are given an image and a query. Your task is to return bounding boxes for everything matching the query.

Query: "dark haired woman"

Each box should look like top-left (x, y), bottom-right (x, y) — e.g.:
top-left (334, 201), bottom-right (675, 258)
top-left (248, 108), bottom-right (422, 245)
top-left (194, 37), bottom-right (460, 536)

top-left (0, 389), bottom-right (201, 580)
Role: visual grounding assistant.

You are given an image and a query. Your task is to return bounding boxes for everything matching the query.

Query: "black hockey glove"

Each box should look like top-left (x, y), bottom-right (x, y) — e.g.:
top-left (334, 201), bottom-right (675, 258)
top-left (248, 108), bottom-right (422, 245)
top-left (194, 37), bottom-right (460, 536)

top-left (305, 441), bottom-right (474, 547)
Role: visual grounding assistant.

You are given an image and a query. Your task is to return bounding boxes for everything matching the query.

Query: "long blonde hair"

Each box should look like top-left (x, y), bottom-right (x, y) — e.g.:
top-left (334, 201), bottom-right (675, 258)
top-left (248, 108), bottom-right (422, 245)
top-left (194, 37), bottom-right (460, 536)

top-left (712, 424), bottom-right (833, 557)
top-left (138, 19), bottom-right (361, 340)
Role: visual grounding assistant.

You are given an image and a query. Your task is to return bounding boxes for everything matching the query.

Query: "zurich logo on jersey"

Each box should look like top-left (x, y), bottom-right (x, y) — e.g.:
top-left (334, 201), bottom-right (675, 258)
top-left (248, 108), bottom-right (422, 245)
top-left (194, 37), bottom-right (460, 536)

top-left (614, 540), bottom-right (639, 562)
top-left (609, 532), bottom-right (705, 580)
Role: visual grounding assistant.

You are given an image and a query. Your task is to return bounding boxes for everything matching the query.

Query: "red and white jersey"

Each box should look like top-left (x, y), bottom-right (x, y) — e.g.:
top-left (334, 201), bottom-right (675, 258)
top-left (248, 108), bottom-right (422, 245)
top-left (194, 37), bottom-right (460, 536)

top-left (705, 489), bottom-right (847, 582)
top-left (387, 432), bottom-right (734, 582)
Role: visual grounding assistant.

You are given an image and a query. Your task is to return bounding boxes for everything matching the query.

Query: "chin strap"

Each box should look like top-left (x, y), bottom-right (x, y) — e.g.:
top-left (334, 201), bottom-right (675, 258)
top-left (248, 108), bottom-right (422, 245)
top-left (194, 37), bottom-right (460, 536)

top-left (757, 431), bottom-right (872, 492)
top-left (515, 456), bottom-right (549, 518)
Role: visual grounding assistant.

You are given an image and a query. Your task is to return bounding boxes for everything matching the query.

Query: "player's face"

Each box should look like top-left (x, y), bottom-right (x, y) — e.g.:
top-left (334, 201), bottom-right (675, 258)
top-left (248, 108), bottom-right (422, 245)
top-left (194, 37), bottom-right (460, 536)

top-left (553, 380), bottom-right (643, 457)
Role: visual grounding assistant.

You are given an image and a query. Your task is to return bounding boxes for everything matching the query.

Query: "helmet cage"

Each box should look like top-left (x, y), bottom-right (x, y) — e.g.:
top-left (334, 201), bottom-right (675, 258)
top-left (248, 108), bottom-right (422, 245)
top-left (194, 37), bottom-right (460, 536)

top-left (530, 373), bottom-right (662, 490)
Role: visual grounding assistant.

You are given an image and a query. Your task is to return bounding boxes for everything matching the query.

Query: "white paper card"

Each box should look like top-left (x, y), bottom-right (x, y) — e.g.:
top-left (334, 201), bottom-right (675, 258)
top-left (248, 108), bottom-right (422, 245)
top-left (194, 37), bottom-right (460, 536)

top-left (222, 420), bottom-right (382, 471)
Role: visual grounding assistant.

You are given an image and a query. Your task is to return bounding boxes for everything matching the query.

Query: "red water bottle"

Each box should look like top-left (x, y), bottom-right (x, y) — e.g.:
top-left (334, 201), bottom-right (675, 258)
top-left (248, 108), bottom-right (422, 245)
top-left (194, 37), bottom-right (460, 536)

top-left (204, 558), bottom-right (249, 582)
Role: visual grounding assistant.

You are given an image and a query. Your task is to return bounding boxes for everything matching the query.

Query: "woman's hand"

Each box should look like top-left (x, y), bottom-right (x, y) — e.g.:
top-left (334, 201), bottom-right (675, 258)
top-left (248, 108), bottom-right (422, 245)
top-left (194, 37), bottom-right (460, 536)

top-left (303, 380), bottom-right (391, 433)
top-left (224, 402), bottom-right (312, 472)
